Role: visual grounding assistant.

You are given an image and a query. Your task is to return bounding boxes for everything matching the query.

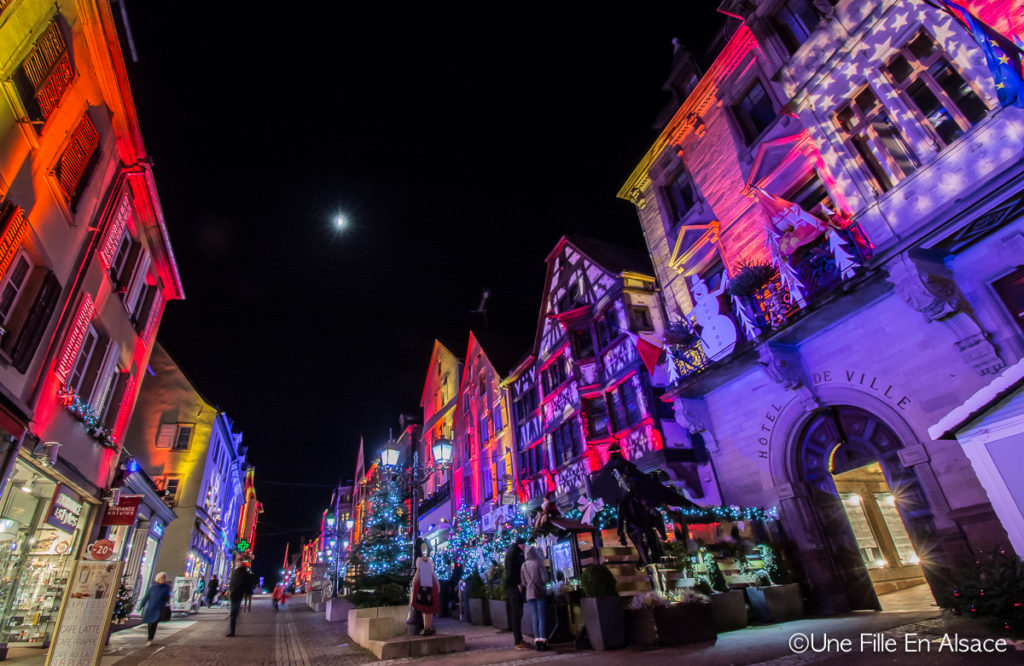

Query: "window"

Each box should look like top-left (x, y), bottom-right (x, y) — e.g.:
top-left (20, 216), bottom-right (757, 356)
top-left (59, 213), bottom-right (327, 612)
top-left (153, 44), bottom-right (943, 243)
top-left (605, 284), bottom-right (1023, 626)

top-left (55, 114), bottom-right (100, 208)
top-left (12, 21), bottom-right (74, 123)
top-left (462, 391), bottom-right (470, 413)
top-left (583, 397), bottom-right (611, 439)
top-left (478, 370), bottom-right (486, 396)
top-left (493, 401), bottom-right (504, 433)
top-left (156, 423), bottom-right (194, 451)
top-left (993, 268), bottom-right (1024, 335)
top-left (785, 177), bottom-right (831, 214)
top-left (552, 418), bottom-right (582, 466)
top-left (480, 415), bottom-right (490, 443)
top-left (733, 79), bottom-right (776, 144)
top-left (162, 477), bottom-right (180, 506)
top-left (629, 306), bottom-right (653, 331)
top-left (609, 378), bottom-right (643, 432)
top-left (885, 32), bottom-right (988, 147)
top-left (0, 253), bottom-right (32, 326)
top-left (173, 425), bottom-right (193, 451)
top-left (835, 87), bottom-right (919, 192)
top-left (514, 386), bottom-right (538, 422)
top-left (595, 311), bottom-right (619, 350)
top-left (571, 327), bottom-right (595, 358)
top-left (66, 325), bottom-right (101, 396)
top-left (483, 466), bottom-right (493, 500)
top-left (463, 433), bottom-right (472, 463)
top-left (773, 0), bottom-right (822, 53)
top-left (664, 168), bottom-right (697, 222)
top-left (541, 358), bottom-right (567, 394)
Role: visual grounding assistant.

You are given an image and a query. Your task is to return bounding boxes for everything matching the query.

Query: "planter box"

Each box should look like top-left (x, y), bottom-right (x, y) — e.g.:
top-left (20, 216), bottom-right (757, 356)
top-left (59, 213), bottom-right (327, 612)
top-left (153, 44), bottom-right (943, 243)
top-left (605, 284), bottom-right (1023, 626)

top-left (489, 599), bottom-right (509, 630)
top-left (746, 583), bottom-right (804, 623)
top-left (581, 596), bottom-right (624, 650)
top-left (710, 590), bottom-right (747, 632)
top-left (467, 598), bottom-right (491, 625)
top-left (653, 603), bottom-right (716, 645)
top-left (624, 608), bottom-right (658, 649)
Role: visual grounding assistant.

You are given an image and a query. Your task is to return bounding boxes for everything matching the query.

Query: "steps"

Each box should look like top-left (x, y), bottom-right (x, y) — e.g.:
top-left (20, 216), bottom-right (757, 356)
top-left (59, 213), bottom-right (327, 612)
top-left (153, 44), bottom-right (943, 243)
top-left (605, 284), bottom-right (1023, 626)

top-left (348, 605), bottom-right (467, 660)
top-left (366, 634), bottom-right (465, 660)
top-left (600, 529), bottom-right (652, 598)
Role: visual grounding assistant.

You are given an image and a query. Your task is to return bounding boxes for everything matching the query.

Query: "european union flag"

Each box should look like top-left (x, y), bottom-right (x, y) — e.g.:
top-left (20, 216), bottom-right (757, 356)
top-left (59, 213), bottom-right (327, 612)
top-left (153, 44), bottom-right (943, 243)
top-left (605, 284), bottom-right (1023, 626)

top-left (942, 1), bottom-right (1024, 108)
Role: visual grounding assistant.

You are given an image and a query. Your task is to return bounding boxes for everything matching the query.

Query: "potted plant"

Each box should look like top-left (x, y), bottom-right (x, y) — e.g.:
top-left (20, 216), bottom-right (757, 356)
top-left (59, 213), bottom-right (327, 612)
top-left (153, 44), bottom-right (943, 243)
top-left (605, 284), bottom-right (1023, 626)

top-left (726, 262), bottom-right (776, 299)
top-left (625, 592), bottom-right (665, 649)
top-left (488, 567), bottom-right (509, 630)
top-left (655, 589), bottom-right (716, 645)
top-left (700, 551), bottom-right (748, 632)
top-left (745, 545), bottom-right (803, 623)
top-left (580, 564), bottom-right (624, 650)
top-left (466, 570), bottom-right (491, 625)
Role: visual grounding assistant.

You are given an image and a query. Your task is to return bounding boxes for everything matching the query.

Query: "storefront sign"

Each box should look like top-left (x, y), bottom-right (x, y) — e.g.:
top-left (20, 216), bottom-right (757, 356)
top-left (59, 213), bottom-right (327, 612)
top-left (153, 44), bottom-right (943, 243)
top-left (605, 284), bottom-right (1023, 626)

top-left (170, 576), bottom-right (195, 613)
top-left (151, 520), bottom-right (164, 537)
top-left (501, 493), bottom-right (517, 505)
top-left (101, 495), bottom-right (140, 526)
top-left (87, 539), bottom-right (115, 561)
top-left (46, 485), bottom-right (83, 535)
top-left (46, 560), bottom-right (122, 666)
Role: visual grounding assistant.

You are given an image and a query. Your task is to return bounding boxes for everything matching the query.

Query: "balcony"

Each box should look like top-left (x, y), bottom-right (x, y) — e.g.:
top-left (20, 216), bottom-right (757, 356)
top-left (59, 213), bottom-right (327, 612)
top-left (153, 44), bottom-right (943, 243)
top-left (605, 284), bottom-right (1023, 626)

top-left (667, 223), bottom-right (873, 387)
top-left (418, 481), bottom-right (450, 515)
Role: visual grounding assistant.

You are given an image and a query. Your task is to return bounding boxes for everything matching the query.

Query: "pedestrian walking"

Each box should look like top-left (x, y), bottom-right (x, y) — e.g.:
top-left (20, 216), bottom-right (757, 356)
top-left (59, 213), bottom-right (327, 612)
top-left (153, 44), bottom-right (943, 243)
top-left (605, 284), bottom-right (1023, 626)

top-left (137, 571), bottom-right (172, 647)
top-left (196, 577), bottom-right (206, 607)
top-left (206, 574), bottom-right (219, 607)
top-left (504, 537), bottom-right (528, 650)
top-left (226, 558), bottom-right (248, 637)
top-left (409, 539), bottom-right (440, 635)
top-left (521, 546), bottom-right (549, 651)
top-left (243, 567), bottom-right (255, 612)
top-left (272, 583), bottom-right (282, 611)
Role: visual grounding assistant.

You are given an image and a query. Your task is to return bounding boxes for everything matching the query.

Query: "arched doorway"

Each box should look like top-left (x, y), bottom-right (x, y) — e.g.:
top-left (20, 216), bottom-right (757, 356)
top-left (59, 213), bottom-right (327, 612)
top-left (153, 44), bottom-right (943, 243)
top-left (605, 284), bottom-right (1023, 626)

top-left (796, 405), bottom-right (936, 611)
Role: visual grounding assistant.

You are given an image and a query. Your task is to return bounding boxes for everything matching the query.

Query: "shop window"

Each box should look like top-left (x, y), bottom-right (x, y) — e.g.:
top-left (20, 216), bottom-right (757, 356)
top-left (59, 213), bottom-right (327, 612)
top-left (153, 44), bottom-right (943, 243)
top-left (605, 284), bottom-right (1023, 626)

top-left (835, 87), bottom-right (919, 193)
top-left (583, 396), bottom-right (611, 439)
top-left (733, 79), bottom-right (777, 144)
top-left (571, 327), bottom-right (595, 358)
top-left (885, 32), bottom-right (988, 148)
top-left (12, 20), bottom-right (75, 124)
top-left (773, 0), bottom-right (822, 54)
top-left (993, 268), bottom-right (1024, 335)
top-left (54, 114), bottom-right (100, 210)
top-left (629, 305), bottom-right (653, 331)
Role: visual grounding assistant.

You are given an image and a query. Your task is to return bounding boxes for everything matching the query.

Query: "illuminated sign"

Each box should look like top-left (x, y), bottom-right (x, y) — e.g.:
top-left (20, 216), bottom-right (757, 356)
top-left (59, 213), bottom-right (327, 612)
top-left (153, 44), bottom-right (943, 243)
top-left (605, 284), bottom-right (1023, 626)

top-left (236, 539), bottom-right (250, 553)
top-left (46, 484), bottom-right (83, 534)
top-left (101, 495), bottom-right (140, 526)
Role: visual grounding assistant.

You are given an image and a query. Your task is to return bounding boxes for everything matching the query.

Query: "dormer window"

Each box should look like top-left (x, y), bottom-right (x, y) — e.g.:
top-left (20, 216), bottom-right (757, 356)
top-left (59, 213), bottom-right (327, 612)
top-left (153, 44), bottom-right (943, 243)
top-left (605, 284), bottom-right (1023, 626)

top-left (665, 168), bottom-right (697, 223)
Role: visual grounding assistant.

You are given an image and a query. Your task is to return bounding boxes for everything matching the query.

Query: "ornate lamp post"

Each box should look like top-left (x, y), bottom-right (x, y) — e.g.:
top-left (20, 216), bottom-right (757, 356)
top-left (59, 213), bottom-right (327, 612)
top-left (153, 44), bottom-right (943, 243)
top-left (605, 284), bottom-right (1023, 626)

top-left (379, 438), bottom-right (453, 567)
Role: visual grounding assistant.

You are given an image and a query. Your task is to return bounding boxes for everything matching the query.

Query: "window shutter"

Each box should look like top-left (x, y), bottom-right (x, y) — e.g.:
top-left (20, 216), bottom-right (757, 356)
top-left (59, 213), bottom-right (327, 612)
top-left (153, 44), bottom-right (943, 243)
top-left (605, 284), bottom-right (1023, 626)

top-left (116, 241), bottom-right (141, 292)
top-left (155, 424), bottom-right (176, 449)
top-left (102, 371), bottom-right (128, 430)
top-left (124, 250), bottom-right (150, 313)
top-left (10, 271), bottom-right (60, 373)
top-left (89, 341), bottom-right (120, 413)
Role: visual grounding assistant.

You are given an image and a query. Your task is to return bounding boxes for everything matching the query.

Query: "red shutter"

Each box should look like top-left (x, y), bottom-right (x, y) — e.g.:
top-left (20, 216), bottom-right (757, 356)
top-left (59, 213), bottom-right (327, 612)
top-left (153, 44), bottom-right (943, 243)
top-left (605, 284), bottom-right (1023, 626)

top-left (54, 294), bottom-right (94, 382)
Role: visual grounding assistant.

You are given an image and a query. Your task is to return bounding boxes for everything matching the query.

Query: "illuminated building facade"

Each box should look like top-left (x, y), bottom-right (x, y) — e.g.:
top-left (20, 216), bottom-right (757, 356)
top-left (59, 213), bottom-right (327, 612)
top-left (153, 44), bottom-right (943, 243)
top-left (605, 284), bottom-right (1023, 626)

top-left (0, 0), bottom-right (181, 647)
top-left (452, 332), bottom-right (518, 534)
top-left (508, 236), bottom-right (717, 511)
top-left (620, 0), bottom-right (1022, 614)
top-left (416, 340), bottom-right (460, 547)
top-left (123, 342), bottom-right (248, 585)
top-left (236, 466), bottom-right (261, 558)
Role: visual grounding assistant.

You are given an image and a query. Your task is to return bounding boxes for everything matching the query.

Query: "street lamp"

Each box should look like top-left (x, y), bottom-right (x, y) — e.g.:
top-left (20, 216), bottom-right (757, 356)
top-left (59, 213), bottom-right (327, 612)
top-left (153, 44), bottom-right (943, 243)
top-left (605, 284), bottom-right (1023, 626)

top-left (431, 438), bottom-right (453, 466)
top-left (380, 443), bottom-right (401, 468)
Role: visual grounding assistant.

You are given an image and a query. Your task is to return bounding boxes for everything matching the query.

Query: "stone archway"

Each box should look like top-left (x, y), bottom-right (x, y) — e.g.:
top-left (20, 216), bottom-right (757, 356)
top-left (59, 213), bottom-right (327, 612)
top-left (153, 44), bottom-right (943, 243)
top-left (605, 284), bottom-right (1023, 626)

top-left (792, 405), bottom-right (938, 612)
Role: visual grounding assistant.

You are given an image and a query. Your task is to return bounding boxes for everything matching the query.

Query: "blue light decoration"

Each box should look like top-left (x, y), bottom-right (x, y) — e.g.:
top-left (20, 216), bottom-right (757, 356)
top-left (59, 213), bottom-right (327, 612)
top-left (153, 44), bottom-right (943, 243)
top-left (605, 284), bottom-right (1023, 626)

top-left (125, 459), bottom-right (140, 474)
top-left (674, 504), bottom-right (779, 524)
top-left (57, 387), bottom-right (116, 448)
top-left (564, 504), bottom-right (619, 530)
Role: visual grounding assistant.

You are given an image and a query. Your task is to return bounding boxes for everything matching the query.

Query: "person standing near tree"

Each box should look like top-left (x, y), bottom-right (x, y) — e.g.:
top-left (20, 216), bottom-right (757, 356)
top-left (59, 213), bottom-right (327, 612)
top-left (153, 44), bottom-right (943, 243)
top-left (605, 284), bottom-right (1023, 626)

top-left (137, 572), bottom-right (171, 647)
top-left (409, 539), bottom-right (440, 635)
top-left (504, 538), bottom-right (528, 650)
top-left (226, 558), bottom-right (247, 637)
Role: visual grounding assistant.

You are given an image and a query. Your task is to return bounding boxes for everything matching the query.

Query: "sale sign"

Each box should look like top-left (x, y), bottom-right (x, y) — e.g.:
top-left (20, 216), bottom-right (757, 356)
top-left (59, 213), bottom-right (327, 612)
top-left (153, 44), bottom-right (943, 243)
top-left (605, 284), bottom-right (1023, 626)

top-left (88, 539), bottom-right (115, 561)
top-left (101, 495), bottom-right (140, 526)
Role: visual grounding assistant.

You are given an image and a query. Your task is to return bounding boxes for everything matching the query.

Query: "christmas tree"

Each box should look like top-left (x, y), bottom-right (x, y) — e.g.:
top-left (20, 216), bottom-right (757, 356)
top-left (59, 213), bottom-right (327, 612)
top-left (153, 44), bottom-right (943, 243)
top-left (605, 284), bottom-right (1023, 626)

top-left (446, 504), bottom-right (480, 578)
top-left (111, 575), bottom-right (135, 623)
top-left (349, 469), bottom-right (410, 577)
top-left (484, 508), bottom-right (531, 564)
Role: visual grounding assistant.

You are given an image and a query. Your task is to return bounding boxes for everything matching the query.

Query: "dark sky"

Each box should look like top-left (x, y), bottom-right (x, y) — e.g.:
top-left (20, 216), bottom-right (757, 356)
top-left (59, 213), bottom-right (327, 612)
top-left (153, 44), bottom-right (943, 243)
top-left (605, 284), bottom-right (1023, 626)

top-left (121, 3), bottom-right (727, 583)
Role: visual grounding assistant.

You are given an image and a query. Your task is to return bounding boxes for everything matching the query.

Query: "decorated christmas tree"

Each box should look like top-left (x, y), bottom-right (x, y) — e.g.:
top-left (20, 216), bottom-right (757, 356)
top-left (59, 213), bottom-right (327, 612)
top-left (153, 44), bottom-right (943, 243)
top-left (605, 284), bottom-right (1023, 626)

top-left (348, 470), bottom-right (410, 577)
top-left (447, 504), bottom-right (480, 578)
top-left (111, 575), bottom-right (135, 623)
top-left (484, 508), bottom-right (531, 564)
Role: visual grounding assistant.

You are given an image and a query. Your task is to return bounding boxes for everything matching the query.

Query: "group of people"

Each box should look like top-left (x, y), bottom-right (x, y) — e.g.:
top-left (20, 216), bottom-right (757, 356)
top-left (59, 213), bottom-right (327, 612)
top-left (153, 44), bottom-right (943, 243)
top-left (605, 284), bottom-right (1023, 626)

top-left (136, 557), bottom-right (257, 646)
top-left (504, 538), bottom-right (550, 651)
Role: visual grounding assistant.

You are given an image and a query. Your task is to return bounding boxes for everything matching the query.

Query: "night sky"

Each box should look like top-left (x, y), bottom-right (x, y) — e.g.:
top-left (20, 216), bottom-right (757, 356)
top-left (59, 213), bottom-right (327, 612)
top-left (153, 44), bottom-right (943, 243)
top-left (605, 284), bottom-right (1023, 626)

top-left (121, 3), bottom-right (727, 583)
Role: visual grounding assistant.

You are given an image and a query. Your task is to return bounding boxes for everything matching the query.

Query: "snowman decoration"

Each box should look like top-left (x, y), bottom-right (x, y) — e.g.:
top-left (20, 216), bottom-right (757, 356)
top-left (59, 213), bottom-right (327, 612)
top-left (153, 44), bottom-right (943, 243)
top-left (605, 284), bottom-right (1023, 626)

top-left (690, 274), bottom-right (738, 360)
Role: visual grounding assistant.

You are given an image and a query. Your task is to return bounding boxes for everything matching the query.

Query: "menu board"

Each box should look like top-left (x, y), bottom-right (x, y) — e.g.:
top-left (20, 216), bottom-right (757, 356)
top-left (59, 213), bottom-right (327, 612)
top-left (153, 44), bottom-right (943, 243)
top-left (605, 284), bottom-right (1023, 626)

top-left (45, 560), bottom-right (122, 666)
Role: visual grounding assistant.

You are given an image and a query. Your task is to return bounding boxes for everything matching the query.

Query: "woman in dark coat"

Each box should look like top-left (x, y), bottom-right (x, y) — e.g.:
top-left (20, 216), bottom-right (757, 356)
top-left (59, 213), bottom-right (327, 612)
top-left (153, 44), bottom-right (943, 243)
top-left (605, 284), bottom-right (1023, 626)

top-left (138, 571), bottom-right (172, 646)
